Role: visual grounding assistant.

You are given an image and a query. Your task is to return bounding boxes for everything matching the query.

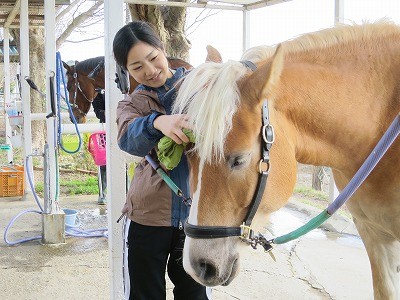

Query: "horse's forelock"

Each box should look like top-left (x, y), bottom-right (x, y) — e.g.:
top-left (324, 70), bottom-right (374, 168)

top-left (174, 61), bottom-right (248, 163)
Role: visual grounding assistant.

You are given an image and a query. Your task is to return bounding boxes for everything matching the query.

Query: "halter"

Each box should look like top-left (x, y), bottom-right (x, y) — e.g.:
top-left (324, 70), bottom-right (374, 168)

top-left (184, 97), bottom-right (275, 253)
top-left (69, 71), bottom-right (95, 117)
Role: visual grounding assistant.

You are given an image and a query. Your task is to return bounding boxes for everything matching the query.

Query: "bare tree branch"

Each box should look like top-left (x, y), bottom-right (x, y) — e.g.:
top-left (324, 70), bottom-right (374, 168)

top-left (56, 0), bottom-right (81, 23)
top-left (56, 0), bottom-right (104, 50)
top-left (65, 35), bottom-right (103, 43)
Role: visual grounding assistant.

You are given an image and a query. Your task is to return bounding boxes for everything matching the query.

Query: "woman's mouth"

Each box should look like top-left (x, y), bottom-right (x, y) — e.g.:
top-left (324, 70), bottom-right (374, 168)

top-left (148, 71), bottom-right (161, 81)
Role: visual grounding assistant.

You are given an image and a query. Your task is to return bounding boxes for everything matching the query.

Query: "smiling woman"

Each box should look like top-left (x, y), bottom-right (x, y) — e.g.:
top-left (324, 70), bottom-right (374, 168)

top-left (113, 20), bottom-right (209, 300)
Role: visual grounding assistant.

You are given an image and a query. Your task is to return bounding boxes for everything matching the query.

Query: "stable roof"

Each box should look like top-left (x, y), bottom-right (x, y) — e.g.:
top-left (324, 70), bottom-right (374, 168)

top-left (125, 0), bottom-right (291, 10)
top-left (0, 0), bottom-right (69, 28)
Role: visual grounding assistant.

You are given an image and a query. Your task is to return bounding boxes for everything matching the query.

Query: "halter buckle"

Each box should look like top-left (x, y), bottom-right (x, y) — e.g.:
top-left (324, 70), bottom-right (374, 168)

top-left (240, 223), bottom-right (254, 241)
top-left (262, 124), bottom-right (275, 144)
top-left (258, 159), bottom-right (270, 174)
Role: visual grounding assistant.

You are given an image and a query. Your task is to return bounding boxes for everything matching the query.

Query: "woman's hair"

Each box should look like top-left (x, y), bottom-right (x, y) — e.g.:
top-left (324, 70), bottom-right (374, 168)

top-left (113, 21), bottom-right (164, 69)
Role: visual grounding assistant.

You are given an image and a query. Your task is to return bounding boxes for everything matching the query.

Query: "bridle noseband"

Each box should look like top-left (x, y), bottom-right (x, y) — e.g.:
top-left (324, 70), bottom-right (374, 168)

top-left (184, 61), bottom-right (276, 252)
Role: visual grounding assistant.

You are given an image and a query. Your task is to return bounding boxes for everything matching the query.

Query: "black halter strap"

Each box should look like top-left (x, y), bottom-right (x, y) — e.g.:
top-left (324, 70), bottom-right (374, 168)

top-left (184, 95), bottom-right (275, 240)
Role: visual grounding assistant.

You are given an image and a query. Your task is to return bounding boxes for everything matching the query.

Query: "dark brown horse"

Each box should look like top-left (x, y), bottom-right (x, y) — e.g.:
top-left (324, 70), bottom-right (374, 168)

top-left (62, 56), bottom-right (193, 123)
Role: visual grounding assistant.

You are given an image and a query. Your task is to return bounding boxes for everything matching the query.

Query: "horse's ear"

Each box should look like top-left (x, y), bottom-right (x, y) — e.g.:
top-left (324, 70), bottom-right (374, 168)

top-left (244, 44), bottom-right (285, 104)
top-left (62, 61), bottom-right (71, 73)
top-left (206, 45), bottom-right (222, 63)
top-left (262, 44), bottom-right (284, 97)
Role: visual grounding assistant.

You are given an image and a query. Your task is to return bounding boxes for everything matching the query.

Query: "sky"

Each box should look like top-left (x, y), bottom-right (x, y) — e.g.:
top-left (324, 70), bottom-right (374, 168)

top-left (58, 0), bottom-right (400, 67)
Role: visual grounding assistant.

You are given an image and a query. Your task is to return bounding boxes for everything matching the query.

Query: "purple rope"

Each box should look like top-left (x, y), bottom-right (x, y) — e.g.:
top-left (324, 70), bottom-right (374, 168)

top-left (327, 114), bottom-right (400, 215)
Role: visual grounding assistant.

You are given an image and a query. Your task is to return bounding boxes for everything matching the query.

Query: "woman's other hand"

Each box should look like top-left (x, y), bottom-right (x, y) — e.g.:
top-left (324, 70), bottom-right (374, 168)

top-left (153, 114), bottom-right (191, 144)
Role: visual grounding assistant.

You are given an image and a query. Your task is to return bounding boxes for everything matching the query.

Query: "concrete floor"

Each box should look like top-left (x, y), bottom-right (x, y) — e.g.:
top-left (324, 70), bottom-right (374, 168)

top-left (0, 194), bottom-right (373, 300)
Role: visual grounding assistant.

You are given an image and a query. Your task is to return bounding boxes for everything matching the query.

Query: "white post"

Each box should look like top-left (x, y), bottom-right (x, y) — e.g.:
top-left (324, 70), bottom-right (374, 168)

top-left (104, 0), bottom-right (126, 298)
top-left (19, 0), bottom-right (33, 193)
top-left (329, 0), bottom-right (344, 202)
top-left (242, 9), bottom-right (250, 53)
top-left (334, 0), bottom-right (344, 25)
top-left (44, 0), bottom-right (58, 212)
top-left (3, 28), bottom-right (13, 163)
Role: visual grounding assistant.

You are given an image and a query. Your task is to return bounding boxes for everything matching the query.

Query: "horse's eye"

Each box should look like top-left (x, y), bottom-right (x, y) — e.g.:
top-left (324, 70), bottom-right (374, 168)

top-left (232, 159), bottom-right (243, 167)
top-left (229, 154), bottom-right (249, 169)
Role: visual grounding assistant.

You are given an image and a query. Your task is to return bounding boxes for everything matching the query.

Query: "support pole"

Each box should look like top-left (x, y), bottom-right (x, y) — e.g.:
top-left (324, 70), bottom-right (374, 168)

top-left (242, 9), bottom-right (250, 53)
top-left (42, 0), bottom-right (65, 245)
top-left (3, 28), bottom-right (13, 163)
top-left (334, 0), bottom-right (344, 25)
top-left (104, 1), bottom-right (125, 298)
top-left (329, 0), bottom-right (344, 202)
top-left (20, 0), bottom-right (33, 193)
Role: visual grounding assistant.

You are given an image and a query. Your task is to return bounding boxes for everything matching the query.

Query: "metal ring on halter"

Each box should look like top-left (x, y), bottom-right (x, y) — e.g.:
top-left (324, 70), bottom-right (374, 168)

top-left (258, 159), bottom-right (270, 174)
top-left (262, 124), bottom-right (275, 144)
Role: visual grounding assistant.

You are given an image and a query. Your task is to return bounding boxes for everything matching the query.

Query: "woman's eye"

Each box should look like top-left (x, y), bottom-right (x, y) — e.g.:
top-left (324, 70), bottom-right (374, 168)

top-left (151, 55), bottom-right (158, 61)
top-left (132, 66), bottom-right (142, 71)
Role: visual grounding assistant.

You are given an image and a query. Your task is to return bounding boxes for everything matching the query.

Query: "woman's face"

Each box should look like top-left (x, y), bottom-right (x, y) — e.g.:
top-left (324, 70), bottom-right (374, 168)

top-left (126, 41), bottom-right (172, 88)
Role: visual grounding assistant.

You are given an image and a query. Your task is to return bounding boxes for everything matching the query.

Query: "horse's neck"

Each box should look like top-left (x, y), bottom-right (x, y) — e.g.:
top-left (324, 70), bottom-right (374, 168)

top-left (276, 61), bottom-right (398, 175)
top-left (96, 71), bottom-right (105, 89)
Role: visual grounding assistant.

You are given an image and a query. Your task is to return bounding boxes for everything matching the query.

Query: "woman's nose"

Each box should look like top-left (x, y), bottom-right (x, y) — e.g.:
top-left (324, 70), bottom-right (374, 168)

top-left (145, 64), bottom-right (157, 76)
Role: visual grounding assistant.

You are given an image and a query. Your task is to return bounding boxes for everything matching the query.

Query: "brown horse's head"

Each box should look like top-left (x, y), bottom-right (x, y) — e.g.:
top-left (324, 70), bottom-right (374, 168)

top-left (63, 57), bottom-right (105, 123)
top-left (173, 45), bottom-right (298, 286)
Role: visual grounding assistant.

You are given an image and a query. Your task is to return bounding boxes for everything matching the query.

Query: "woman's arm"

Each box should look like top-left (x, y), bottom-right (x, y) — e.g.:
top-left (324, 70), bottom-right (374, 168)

top-left (116, 93), bottom-right (164, 157)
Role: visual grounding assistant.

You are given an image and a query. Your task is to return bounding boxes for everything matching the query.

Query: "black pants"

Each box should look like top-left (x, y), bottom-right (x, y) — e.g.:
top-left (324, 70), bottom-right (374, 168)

top-left (128, 221), bottom-right (208, 300)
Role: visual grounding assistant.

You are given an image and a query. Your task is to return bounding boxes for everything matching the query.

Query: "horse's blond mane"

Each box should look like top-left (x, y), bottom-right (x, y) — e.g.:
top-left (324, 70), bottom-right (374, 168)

top-left (173, 61), bottom-right (248, 162)
top-left (173, 21), bottom-right (400, 163)
top-left (243, 20), bottom-right (400, 64)
top-left (286, 20), bottom-right (399, 55)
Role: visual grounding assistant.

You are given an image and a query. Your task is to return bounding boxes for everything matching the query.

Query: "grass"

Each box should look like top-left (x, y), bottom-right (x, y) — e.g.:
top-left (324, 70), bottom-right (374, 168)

top-left (293, 185), bottom-right (352, 219)
top-left (294, 185), bottom-right (329, 201)
top-left (35, 176), bottom-right (99, 196)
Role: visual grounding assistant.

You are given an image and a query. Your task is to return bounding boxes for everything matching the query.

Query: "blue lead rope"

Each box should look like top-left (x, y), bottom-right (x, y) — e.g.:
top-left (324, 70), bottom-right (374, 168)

top-left (55, 51), bottom-right (82, 154)
top-left (273, 114), bottom-right (400, 245)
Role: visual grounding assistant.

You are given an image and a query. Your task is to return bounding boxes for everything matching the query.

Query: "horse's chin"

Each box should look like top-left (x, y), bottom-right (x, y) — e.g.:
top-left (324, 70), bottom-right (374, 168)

top-left (183, 237), bottom-right (241, 287)
top-left (220, 257), bottom-right (239, 286)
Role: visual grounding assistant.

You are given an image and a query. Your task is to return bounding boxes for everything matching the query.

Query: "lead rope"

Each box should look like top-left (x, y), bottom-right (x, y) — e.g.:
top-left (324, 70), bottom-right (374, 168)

top-left (265, 113), bottom-right (400, 248)
top-left (116, 155), bottom-right (191, 223)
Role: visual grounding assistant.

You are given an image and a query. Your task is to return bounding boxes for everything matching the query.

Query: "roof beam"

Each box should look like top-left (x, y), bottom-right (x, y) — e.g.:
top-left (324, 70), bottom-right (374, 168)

top-left (125, 0), bottom-right (245, 11)
top-left (4, 0), bottom-right (20, 27)
top-left (246, 0), bottom-right (292, 10)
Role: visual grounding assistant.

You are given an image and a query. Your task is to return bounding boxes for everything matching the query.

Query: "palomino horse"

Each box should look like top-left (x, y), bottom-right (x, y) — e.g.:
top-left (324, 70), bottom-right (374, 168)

top-left (173, 22), bottom-right (400, 299)
top-left (62, 56), bottom-right (193, 123)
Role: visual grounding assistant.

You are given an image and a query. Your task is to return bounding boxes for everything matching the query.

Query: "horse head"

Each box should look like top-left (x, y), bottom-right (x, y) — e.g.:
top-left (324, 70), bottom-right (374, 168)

top-left (173, 46), bottom-right (295, 286)
top-left (63, 58), bottom-right (105, 123)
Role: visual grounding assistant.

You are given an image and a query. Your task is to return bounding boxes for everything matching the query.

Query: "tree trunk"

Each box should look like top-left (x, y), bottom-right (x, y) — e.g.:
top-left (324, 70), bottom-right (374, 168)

top-left (29, 28), bottom-right (47, 150)
top-left (128, 0), bottom-right (191, 61)
top-left (312, 166), bottom-right (323, 191)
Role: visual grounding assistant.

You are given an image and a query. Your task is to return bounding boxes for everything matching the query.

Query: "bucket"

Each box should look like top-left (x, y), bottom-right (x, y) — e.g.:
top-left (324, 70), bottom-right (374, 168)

top-left (63, 208), bottom-right (80, 228)
top-left (60, 134), bottom-right (80, 154)
top-left (88, 131), bottom-right (106, 166)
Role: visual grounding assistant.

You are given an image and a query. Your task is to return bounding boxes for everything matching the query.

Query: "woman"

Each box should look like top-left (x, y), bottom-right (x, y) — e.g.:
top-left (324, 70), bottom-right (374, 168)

top-left (113, 21), bottom-right (208, 300)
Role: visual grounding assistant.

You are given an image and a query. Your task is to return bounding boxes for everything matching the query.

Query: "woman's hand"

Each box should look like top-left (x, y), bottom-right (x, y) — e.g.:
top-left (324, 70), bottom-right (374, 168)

top-left (153, 114), bottom-right (191, 144)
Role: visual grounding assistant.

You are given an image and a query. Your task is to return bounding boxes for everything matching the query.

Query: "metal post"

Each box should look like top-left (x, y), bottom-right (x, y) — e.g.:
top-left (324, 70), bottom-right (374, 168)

top-left (334, 0), bottom-right (344, 25)
top-left (243, 9), bottom-right (250, 53)
top-left (44, 0), bottom-right (58, 211)
top-left (3, 28), bottom-right (13, 163)
top-left (329, 0), bottom-right (344, 203)
top-left (105, 0), bottom-right (125, 298)
top-left (41, 0), bottom-right (65, 245)
top-left (19, 0), bottom-right (33, 193)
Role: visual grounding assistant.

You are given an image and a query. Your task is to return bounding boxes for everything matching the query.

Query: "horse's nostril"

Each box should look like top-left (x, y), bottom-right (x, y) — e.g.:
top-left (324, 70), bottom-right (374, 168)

top-left (199, 260), bottom-right (217, 281)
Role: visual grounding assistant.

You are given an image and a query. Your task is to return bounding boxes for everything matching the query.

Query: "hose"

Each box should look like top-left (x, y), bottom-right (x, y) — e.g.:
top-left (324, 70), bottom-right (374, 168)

top-left (3, 154), bottom-right (108, 245)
